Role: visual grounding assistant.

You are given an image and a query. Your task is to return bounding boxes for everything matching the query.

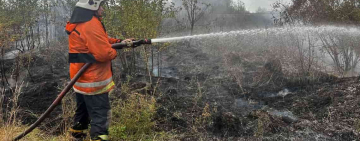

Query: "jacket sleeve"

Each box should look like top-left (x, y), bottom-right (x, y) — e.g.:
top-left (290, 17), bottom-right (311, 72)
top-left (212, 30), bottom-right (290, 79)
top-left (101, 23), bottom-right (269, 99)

top-left (83, 22), bottom-right (117, 62)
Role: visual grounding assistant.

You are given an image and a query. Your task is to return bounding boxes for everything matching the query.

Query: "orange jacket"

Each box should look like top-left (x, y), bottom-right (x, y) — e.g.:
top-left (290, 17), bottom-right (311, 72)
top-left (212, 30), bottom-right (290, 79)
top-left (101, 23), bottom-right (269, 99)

top-left (66, 16), bottom-right (118, 95)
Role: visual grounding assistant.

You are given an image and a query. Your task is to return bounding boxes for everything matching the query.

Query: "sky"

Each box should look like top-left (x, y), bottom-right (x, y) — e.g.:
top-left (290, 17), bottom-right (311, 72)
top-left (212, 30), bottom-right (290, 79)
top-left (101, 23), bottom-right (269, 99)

top-left (236, 0), bottom-right (292, 13)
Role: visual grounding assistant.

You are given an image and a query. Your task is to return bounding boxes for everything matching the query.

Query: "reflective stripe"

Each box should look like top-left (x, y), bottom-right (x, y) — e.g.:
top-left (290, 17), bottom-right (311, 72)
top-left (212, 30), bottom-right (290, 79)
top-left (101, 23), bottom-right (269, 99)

top-left (98, 135), bottom-right (109, 140)
top-left (75, 77), bottom-right (112, 88)
top-left (74, 81), bottom-right (115, 95)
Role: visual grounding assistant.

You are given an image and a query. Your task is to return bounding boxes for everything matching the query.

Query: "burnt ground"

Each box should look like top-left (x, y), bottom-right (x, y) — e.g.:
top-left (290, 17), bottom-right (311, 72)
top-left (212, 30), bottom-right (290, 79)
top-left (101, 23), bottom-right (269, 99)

top-left (258, 77), bottom-right (360, 140)
top-left (152, 42), bottom-right (360, 140)
top-left (2, 43), bottom-right (360, 140)
top-left (1, 50), bottom-right (72, 134)
top-left (17, 68), bottom-right (70, 134)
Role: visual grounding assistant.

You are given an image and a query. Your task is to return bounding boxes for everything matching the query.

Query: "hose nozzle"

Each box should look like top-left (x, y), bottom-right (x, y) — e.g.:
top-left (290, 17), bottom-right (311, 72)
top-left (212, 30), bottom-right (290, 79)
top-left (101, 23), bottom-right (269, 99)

top-left (133, 39), bottom-right (151, 47)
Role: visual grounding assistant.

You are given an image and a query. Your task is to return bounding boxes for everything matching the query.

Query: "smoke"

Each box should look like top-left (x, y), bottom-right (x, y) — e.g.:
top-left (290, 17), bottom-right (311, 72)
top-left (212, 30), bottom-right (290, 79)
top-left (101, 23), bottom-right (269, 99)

top-left (241, 0), bottom-right (292, 13)
top-left (170, 0), bottom-right (230, 9)
top-left (162, 0), bottom-right (275, 36)
top-left (170, 0), bottom-right (292, 13)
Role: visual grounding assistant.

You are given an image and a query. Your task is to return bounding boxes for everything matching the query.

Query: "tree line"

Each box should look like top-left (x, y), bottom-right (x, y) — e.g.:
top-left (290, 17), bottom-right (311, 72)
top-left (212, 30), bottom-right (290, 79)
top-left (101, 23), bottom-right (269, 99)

top-left (274, 0), bottom-right (360, 25)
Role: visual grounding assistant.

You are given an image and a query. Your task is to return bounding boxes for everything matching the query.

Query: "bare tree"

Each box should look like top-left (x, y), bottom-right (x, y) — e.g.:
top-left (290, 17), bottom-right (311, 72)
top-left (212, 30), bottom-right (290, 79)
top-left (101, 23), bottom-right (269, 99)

top-left (43, 0), bottom-right (49, 48)
top-left (319, 34), bottom-right (360, 76)
top-left (181, 0), bottom-right (210, 35)
top-left (231, 0), bottom-right (246, 13)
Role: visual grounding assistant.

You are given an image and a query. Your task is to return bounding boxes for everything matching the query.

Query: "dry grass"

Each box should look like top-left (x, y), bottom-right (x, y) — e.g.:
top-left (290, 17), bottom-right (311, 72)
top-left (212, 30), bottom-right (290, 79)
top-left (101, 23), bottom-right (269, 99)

top-left (110, 80), bottom-right (173, 141)
top-left (0, 82), bottom-right (60, 141)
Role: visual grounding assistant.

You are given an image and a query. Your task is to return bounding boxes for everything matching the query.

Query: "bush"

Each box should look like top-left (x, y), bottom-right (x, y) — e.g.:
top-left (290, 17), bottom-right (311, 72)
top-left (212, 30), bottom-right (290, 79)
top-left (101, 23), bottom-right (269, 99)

top-left (110, 92), bottom-right (168, 140)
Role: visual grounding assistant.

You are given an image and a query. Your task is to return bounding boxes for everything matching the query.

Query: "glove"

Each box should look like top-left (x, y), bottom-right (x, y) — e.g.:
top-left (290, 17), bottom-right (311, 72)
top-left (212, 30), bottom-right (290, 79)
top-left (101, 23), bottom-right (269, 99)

top-left (122, 39), bottom-right (134, 47)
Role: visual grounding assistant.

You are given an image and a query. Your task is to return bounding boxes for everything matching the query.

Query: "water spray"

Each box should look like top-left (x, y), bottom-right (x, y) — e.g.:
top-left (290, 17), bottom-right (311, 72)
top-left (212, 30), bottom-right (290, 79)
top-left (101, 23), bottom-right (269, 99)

top-left (151, 25), bottom-right (360, 43)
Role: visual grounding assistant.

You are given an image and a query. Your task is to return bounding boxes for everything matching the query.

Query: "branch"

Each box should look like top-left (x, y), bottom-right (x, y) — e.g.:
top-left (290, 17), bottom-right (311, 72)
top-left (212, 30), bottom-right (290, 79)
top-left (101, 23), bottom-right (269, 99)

top-left (194, 3), bottom-right (210, 23)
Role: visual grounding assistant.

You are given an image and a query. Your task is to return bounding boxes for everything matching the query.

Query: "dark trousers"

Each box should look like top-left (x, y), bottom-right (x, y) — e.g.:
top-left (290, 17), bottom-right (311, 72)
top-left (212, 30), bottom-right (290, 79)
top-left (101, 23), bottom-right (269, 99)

top-left (74, 93), bottom-right (111, 138)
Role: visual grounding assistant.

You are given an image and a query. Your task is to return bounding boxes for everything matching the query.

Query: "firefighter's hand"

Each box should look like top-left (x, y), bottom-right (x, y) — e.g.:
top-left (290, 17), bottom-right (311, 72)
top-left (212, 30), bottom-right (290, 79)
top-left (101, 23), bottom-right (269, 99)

top-left (121, 38), bottom-right (135, 47)
top-left (121, 39), bottom-right (133, 47)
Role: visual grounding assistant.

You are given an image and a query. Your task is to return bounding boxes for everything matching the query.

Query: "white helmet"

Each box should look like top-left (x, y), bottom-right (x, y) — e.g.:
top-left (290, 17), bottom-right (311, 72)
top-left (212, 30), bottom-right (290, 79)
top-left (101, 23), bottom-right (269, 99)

top-left (75, 0), bottom-right (105, 11)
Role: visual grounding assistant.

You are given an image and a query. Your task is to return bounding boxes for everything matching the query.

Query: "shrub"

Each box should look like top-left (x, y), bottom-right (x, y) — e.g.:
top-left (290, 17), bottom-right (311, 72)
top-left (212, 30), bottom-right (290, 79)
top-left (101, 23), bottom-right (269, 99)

top-left (110, 92), bottom-right (163, 140)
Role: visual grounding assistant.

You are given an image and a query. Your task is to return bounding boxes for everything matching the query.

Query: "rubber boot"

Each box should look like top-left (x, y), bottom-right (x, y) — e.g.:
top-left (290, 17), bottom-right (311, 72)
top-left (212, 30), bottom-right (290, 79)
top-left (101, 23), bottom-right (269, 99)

top-left (69, 122), bottom-right (88, 141)
top-left (90, 135), bottom-right (109, 141)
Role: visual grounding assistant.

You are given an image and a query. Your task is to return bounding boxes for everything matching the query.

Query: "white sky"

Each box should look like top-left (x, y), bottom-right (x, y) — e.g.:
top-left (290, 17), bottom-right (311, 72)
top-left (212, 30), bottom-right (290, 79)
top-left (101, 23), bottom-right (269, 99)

top-left (236, 0), bottom-right (292, 13)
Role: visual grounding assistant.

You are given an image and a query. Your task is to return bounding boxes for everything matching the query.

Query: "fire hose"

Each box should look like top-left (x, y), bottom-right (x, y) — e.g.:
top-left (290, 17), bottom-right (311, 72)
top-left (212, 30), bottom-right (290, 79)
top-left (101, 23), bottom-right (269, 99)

top-left (13, 39), bottom-right (151, 141)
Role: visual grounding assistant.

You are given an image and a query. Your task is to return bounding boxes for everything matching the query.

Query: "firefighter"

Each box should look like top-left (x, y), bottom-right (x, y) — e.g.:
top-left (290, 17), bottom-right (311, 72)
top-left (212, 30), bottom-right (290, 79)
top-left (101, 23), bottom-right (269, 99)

top-left (65, 0), bottom-right (133, 140)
